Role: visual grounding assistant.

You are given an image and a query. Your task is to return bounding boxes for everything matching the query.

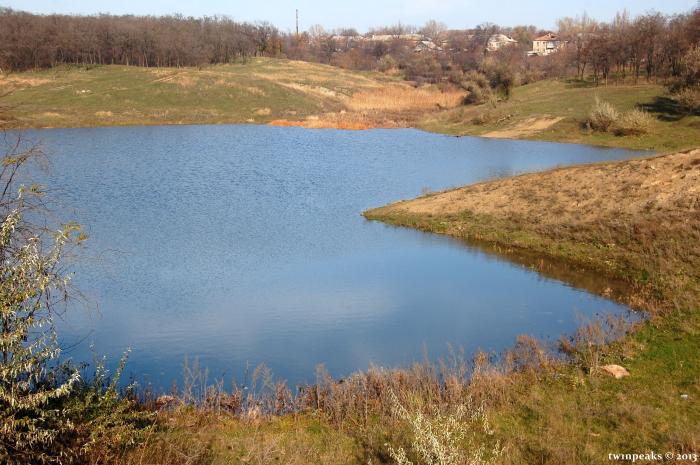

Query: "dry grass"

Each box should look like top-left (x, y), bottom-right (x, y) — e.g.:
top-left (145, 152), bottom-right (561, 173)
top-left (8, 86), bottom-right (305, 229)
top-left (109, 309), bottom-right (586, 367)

top-left (0, 74), bottom-right (53, 89)
top-left (269, 115), bottom-right (378, 130)
top-left (346, 85), bottom-right (463, 112)
top-left (369, 149), bottom-right (700, 225)
top-left (614, 108), bottom-right (655, 135)
top-left (269, 109), bottom-right (406, 130)
top-left (265, 85), bottom-right (463, 130)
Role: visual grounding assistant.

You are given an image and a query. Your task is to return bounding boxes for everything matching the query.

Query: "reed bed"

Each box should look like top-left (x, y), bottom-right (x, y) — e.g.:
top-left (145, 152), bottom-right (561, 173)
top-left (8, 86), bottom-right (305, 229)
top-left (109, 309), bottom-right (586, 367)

top-left (346, 85), bottom-right (463, 112)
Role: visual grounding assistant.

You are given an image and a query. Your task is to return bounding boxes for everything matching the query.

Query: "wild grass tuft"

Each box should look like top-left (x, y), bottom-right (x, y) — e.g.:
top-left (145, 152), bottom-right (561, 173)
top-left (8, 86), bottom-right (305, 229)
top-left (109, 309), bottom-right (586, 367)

top-left (614, 108), bottom-right (655, 136)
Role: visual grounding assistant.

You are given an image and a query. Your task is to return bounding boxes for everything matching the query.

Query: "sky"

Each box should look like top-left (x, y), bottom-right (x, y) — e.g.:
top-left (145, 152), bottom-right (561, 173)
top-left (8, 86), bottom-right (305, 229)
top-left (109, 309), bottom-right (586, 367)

top-left (4, 0), bottom-right (698, 32)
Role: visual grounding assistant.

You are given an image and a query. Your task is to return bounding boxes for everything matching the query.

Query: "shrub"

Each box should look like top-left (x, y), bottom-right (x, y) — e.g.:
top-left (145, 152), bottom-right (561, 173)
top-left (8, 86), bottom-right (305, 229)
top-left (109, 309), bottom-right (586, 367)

top-left (0, 136), bottom-right (149, 464)
top-left (586, 98), bottom-right (619, 132)
top-left (461, 72), bottom-right (492, 105)
top-left (378, 55), bottom-right (398, 73)
top-left (675, 86), bottom-right (700, 114)
top-left (385, 389), bottom-right (503, 465)
top-left (462, 70), bottom-right (489, 89)
top-left (446, 69), bottom-right (464, 85)
top-left (462, 81), bottom-right (493, 105)
top-left (668, 47), bottom-right (700, 113)
top-left (481, 62), bottom-right (515, 99)
top-left (614, 108), bottom-right (655, 136)
top-left (0, 143), bottom-right (82, 463)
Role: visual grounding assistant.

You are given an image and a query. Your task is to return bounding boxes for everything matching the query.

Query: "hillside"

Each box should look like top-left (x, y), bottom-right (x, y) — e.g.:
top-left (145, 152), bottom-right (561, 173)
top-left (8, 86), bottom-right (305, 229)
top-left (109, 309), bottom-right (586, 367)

top-left (420, 79), bottom-right (700, 151)
top-left (0, 58), bottom-right (462, 129)
top-left (2, 61), bottom-right (698, 152)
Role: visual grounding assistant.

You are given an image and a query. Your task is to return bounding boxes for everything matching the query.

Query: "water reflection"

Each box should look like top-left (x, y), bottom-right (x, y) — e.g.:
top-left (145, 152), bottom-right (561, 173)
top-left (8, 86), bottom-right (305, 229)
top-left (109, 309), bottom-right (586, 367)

top-left (16, 125), bottom-right (645, 388)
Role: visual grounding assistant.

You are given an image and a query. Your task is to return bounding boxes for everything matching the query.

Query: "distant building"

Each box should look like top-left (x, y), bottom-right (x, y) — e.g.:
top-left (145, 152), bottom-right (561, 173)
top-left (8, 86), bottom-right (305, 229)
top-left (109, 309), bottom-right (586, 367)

top-left (531, 32), bottom-right (562, 56)
top-left (414, 39), bottom-right (442, 53)
top-left (370, 34), bottom-right (423, 43)
top-left (486, 34), bottom-right (517, 52)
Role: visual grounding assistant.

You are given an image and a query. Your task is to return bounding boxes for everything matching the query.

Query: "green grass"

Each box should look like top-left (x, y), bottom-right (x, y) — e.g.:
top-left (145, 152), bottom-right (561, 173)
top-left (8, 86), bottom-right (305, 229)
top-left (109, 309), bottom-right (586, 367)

top-left (4, 65), bottom-right (698, 153)
top-left (0, 59), bottom-right (392, 128)
top-left (420, 79), bottom-right (700, 152)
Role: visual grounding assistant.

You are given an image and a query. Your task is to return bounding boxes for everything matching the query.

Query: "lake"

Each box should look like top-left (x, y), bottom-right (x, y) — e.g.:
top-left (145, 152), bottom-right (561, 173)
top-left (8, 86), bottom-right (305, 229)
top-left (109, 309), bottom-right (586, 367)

top-left (24, 125), bottom-right (642, 388)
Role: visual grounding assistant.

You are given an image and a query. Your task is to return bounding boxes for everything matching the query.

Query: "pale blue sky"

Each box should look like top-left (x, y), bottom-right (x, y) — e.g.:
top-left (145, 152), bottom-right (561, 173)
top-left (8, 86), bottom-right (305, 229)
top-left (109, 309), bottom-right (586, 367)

top-left (4, 0), bottom-right (697, 32)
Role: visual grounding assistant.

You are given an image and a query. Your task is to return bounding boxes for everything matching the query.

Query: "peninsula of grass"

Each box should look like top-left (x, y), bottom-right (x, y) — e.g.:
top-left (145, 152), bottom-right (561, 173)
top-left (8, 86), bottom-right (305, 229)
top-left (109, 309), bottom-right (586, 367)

top-left (363, 148), bottom-right (700, 463)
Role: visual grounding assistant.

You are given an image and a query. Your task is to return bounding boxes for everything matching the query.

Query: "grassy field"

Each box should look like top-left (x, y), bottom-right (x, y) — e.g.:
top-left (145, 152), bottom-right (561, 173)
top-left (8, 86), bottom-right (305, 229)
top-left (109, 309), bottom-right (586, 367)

top-left (0, 59), bottom-right (378, 127)
top-left (2, 62), bottom-right (698, 152)
top-left (0, 59), bottom-right (462, 129)
top-left (364, 148), bottom-right (700, 464)
top-left (420, 79), bottom-right (700, 151)
top-left (5, 58), bottom-right (700, 152)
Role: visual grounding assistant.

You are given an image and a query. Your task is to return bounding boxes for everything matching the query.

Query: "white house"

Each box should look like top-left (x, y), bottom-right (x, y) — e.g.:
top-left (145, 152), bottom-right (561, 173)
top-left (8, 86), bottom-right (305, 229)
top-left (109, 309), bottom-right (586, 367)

top-left (486, 34), bottom-right (517, 52)
top-left (531, 32), bottom-right (562, 56)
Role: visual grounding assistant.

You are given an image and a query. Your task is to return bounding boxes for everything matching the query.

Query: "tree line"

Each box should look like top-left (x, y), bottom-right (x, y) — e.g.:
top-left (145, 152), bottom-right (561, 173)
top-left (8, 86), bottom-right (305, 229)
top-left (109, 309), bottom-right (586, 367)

top-left (0, 8), bottom-right (283, 70)
top-left (0, 5), bottom-right (699, 90)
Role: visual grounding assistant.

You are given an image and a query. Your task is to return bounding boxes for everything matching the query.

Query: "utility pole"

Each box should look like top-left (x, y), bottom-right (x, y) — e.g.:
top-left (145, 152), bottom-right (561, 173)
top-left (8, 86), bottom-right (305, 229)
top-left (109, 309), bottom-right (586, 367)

top-left (296, 9), bottom-right (299, 36)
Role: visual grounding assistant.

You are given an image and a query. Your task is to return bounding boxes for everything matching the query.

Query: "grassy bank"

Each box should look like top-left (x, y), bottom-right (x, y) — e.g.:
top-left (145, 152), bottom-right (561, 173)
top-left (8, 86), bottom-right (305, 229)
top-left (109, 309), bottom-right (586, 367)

top-left (362, 148), bottom-right (700, 463)
top-left (420, 79), bottom-right (700, 151)
top-left (0, 58), bottom-right (461, 129)
top-left (3, 61), bottom-right (699, 153)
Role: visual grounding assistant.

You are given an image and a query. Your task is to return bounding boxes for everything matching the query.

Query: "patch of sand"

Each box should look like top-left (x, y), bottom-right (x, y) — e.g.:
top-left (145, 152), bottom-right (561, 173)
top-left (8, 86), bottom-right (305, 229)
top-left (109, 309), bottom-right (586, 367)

top-left (483, 116), bottom-right (565, 139)
top-left (0, 75), bottom-right (52, 88)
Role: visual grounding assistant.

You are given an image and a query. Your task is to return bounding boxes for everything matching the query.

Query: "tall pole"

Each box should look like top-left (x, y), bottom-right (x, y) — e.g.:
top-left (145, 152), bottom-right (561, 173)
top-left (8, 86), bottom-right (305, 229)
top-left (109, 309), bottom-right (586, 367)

top-left (296, 9), bottom-right (299, 36)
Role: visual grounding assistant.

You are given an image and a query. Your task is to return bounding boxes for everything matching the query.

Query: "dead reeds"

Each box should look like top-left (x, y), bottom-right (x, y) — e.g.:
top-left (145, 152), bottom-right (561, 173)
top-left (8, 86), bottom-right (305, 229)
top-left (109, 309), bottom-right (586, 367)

top-left (346, 85), bottom-right (463, 112)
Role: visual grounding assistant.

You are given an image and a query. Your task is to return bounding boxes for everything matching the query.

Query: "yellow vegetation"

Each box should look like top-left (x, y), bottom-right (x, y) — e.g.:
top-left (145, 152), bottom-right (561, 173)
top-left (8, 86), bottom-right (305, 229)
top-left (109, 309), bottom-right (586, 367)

top-left (346, 85), bottom-right (463, 112)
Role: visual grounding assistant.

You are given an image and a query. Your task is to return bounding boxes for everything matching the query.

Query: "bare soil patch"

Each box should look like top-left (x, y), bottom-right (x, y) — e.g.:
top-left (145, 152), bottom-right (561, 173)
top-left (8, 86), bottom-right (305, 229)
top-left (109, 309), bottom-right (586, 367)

top-left (483, 116), bottom-right (564, 139)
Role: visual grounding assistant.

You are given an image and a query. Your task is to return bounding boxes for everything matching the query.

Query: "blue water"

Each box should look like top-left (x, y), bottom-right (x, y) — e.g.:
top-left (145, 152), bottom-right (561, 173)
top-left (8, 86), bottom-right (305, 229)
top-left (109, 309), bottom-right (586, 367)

top-left (22, 125), bottom-right (641, 388)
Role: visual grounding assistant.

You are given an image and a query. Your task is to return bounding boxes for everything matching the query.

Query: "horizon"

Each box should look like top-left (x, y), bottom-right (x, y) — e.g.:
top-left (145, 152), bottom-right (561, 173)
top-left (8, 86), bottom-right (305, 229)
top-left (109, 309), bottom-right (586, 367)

top-left (2, 0), bottom-right (697, 33)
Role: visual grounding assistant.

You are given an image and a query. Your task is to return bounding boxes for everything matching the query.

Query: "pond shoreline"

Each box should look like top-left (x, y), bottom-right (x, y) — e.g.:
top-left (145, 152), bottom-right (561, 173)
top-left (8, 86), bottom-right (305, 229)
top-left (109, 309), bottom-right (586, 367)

top-left (361, 147), bottom-right (700, 459)
top-left (4, 62), bottom-right (700, 152)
